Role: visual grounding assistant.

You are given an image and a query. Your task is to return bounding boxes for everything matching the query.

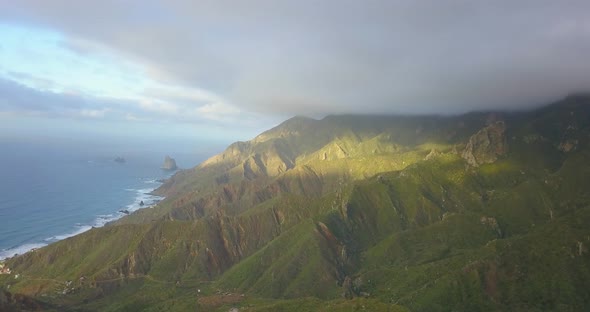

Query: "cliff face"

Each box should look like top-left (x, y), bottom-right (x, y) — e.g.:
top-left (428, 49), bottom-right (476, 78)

top-left (4, 95), bottom-right (590, 311)
top-left (461, 120), bottom-right (508, 167)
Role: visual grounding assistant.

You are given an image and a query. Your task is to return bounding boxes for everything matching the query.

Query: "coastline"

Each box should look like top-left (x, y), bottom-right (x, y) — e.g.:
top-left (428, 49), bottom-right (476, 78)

top-left (0, 178), bottom-right (167, 260)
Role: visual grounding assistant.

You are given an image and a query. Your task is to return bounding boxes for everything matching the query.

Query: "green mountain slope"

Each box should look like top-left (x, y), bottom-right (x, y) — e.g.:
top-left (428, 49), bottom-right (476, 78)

top-left (2, 95), bottom-right (590, 311)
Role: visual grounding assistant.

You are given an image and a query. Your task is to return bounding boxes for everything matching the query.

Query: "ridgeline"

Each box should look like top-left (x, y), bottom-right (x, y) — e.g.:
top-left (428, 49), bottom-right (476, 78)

top-left (2, 95), bottom-right (590, 311)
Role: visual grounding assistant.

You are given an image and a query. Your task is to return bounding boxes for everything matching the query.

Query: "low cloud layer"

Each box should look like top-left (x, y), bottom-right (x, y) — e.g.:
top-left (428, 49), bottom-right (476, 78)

top-left (0, 77), bottom-right (259, 127)
top-left (1, 0), bottom-right (590, 121)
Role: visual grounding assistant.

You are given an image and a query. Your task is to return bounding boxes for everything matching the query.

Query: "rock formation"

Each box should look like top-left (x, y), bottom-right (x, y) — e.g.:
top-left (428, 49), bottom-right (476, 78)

top-left (558, 139), bottom-right (578, 152)
top-left (424, 148), bottom-right (441, 160)
top-left (161, 156), bottom-right (178, 170)
top-left (462, 121), bottom-right (507, 167)
top-left (4, 96), bottom-right (590, 311)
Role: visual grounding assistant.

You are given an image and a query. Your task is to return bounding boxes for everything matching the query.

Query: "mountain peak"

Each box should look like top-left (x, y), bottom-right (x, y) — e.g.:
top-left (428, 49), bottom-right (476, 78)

top-left (6, 97), bottom-right (590, 311)
top-left (272, 115), bottom-right (317, 130)
top-left (253, 115), bottom-right (317, 143)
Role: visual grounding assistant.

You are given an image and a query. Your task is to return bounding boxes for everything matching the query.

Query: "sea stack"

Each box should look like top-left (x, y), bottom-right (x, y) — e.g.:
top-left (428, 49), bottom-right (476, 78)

top-left (161, 155), bottom-right (178, 170)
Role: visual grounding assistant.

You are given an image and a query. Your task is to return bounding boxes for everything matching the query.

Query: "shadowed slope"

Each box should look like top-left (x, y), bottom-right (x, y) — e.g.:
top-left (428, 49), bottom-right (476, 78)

top-left (2, 95), bottom-right (590, 311)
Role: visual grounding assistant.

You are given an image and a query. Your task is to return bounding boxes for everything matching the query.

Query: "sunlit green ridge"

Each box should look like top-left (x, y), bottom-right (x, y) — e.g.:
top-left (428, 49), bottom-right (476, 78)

top-left (2, 95), bottom-right (590, 311)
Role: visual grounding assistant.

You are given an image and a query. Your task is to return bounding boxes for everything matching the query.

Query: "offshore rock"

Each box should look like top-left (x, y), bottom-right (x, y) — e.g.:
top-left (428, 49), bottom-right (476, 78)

top-left (462, 121), bottom-right (507, 167)
top-left (161, 155), bottom-right (178, 170)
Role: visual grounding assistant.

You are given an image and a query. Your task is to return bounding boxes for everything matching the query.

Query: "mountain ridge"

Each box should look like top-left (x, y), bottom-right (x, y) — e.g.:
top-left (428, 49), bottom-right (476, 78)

top-left (2, 95), bottom-right (590, 311)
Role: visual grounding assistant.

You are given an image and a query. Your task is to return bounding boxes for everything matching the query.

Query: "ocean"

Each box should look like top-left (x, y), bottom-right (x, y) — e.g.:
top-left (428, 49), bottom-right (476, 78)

top-left (0, 141), bottom-right (207, 260)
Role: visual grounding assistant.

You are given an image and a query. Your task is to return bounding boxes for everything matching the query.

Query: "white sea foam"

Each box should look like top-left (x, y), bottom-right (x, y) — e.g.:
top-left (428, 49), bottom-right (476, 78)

top-left (0, 243), bottom-right (47, 260)
top-left (3, 178), bottom-right (165, 260)
top-left (124, 188), bottom-right (162, 212)
top-left (93, 214), bottom-right (119, 227)
top-left (45, 225), bottom-right (93, 242)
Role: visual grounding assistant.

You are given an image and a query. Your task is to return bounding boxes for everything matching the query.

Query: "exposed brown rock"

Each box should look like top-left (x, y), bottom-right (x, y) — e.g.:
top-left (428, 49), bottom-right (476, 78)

top-left (342, 276), bottom-right (354, 299)
top-left (424, 148), bottom-right (441, 160)
top-left (558, 139), bottom-right (578, 152)
top-left (480, 216), bottom-right (502, 237)
top-left (462, 121), bottom-right (507, 167)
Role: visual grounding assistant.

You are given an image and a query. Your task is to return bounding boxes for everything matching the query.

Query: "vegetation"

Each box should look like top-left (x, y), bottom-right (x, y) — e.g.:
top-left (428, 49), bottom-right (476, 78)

top-left (2, 95), bottom-right (590, 311)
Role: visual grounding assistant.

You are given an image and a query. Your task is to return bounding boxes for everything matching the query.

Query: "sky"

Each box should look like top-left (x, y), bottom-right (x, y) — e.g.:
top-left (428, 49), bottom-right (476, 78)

top-left (1, 0), bottom-right (590, 149)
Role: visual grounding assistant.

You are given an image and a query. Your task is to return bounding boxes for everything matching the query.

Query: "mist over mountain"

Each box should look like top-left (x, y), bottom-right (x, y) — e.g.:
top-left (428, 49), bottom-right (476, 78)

top-left (1, 1), bottom-right (590, 138)
top-left (2, 95), bottom-right (590, 311)
top-left (2, 1), bottom-right (590, 311)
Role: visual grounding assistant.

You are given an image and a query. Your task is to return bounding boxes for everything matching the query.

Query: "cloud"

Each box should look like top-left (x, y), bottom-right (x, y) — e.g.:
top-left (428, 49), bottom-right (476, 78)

top-left (0, 77), bottom-right (117, 119)
top-left (1, 0), bottom-right (589, 118)
top-left (78, 108), bottom-right (109, 119)
top-left (6, 71), bottom-right (56, 90)
top-left (0, 76), bottom-right (269, 130)
top-left (0, 78), bottom-right (76, 111)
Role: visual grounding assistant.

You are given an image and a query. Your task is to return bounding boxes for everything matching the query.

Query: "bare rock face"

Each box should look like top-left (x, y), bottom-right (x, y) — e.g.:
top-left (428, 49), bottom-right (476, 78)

top-left (480, 216), bottom-right (502, 237)
top-left (342, 276), bottom-right (354, 299)
top-left (424, 148), bottom-right (441, 161)
top-left (558, 139), bottom-right (578, 152)
top-left (162, 156), bottom-right (178, 170)
top-left (462, 121), bottom-right (507, 167)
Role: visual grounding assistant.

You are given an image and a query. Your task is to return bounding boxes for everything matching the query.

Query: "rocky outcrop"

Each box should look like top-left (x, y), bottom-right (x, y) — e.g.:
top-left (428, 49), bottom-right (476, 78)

top-left (558, 139), bottom-right (578, 152)
top-left (480, 216), bottom-right (502, 237)
top-left (479, 216), bottom-right (502, 237)
top-left (424, 148), bottom-right (441, 160)
top-left (320, 142), bottom-right (348, 161)
top-left (161, 156), bottom-right (178, 170)
top-left (462, 121), bottom-right (507, 167)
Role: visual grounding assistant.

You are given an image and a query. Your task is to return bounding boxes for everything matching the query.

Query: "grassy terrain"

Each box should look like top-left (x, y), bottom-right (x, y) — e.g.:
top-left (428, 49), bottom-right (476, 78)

top-left (2, 95), bottom-right (590, 311)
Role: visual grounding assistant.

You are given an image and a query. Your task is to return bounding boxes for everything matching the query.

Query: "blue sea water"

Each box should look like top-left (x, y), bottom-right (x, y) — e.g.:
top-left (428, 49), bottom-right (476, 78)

top-left (0, 141), bottom-right (206, 260)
